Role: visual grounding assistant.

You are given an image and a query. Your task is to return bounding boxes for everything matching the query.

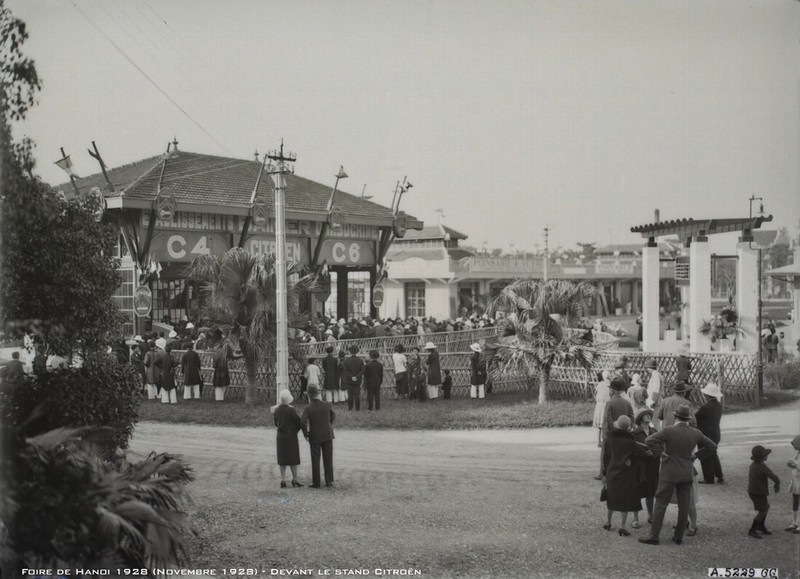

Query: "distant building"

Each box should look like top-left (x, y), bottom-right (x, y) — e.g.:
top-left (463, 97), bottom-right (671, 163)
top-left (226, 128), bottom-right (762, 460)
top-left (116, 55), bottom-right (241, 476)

top-left (379, 225), bottom-right (677, 320)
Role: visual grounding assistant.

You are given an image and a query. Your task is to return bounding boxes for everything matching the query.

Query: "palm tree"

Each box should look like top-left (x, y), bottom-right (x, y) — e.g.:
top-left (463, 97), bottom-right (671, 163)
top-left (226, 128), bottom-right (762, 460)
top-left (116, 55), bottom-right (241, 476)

top-left (186, 247), bottom-right (316, 405)
top-left (485, 279), bottom-right (597, 404)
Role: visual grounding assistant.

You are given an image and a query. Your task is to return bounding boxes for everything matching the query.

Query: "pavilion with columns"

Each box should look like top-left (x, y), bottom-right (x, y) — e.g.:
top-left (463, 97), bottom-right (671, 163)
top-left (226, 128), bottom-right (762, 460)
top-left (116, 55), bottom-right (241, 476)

top-left (632, 216), bottom-right (773, 354)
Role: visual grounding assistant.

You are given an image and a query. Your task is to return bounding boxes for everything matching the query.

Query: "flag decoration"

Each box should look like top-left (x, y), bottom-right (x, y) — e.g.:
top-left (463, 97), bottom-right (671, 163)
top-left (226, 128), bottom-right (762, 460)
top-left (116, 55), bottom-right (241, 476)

top-left (54, 154), bottom-right (78, 178)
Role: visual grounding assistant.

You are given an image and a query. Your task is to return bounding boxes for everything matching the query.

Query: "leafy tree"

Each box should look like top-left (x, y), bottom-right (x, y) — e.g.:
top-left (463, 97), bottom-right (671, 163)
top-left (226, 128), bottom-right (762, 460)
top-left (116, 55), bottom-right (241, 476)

top-left (186, 248), bottom-right (316, 404)
top-left (0, 2), bottom-right (124, 361)
top-left (0, 2), bottom-right (41, 122)
top-left (485, 279), bottom-right (596, 404)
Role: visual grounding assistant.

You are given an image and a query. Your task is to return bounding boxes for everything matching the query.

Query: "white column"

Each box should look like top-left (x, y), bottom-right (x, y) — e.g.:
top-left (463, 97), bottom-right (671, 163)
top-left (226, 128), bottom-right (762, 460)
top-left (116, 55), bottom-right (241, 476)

top-left (736, 242), bottom-right (759, 354)
top-left (641, 242), bottom-right (660, 352)
top-left (689, 237), bottom-right (712, 353)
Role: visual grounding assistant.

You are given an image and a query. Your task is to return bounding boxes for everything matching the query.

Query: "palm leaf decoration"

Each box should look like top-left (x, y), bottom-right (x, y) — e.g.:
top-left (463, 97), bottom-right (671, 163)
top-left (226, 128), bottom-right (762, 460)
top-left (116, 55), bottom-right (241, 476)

top-left (5, 425), bottom-right (195, 570)
top-left (485, 279), bottom-right (597, 403)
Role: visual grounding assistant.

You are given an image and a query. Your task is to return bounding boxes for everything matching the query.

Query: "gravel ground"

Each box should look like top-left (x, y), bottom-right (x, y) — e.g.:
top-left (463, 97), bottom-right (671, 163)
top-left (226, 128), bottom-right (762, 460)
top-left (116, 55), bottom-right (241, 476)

top-left (129, 401), bottom-right (800, 578)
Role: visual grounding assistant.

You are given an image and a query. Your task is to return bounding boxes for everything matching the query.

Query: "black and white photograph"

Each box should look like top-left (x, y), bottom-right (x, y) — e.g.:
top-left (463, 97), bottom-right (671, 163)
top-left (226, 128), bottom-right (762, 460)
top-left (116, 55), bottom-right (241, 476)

top-left (1, 1), bottom-right (799, 577)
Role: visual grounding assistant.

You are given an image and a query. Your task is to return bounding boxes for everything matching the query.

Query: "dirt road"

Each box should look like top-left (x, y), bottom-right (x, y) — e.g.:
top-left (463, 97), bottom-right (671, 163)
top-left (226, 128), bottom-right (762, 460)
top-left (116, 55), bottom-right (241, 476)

top-left (130, 401), bottom-right (800, 578)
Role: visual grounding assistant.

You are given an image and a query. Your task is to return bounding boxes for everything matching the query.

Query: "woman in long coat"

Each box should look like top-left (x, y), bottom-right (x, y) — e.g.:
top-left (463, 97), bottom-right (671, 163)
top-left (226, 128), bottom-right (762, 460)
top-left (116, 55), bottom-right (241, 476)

top-left (272, 390), bottom-right (307, 488)
top-left (424, 342), bottom-right (441, 400)
top-left (602, 415), bottom-right (648, 536)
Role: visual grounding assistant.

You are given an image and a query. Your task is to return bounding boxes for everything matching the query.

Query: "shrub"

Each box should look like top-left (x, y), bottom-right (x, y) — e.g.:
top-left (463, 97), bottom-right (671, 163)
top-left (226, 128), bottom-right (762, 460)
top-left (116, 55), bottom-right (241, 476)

top-left (764, 360), bottom-right (800, 391)
top-left (1, 359), bottom-right (142, 452)
top-left (1, 427), bottom-right (194, 570)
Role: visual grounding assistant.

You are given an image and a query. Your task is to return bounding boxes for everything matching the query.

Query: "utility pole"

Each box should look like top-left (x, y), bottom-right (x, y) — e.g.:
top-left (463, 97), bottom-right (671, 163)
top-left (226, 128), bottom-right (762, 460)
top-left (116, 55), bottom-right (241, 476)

top-left (267, 140), bottom-right (296, 403)
top-left (543, 225), bottom-right (550, 282)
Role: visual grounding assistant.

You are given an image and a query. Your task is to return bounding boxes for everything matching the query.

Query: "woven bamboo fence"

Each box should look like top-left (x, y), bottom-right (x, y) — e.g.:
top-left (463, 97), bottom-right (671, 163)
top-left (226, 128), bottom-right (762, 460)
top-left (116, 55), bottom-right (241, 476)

top-left (168, 328), bottom-right (624, 402)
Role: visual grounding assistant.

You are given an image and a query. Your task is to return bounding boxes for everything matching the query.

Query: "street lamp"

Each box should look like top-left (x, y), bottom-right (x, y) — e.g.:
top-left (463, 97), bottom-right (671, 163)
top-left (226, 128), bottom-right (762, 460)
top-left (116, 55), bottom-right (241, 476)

top-left (748, 195), bottom-right (765, 401)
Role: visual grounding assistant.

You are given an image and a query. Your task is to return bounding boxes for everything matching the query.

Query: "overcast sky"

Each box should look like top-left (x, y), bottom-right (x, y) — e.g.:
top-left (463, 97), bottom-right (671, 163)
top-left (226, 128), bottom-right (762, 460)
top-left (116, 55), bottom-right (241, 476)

top-left (9, 0), bottom-right (800, 253)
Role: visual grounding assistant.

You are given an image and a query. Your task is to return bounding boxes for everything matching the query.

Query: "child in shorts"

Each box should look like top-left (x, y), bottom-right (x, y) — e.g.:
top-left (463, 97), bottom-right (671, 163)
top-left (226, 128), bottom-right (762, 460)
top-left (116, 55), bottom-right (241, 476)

top-left (748, 445), bottom-right (780, 539)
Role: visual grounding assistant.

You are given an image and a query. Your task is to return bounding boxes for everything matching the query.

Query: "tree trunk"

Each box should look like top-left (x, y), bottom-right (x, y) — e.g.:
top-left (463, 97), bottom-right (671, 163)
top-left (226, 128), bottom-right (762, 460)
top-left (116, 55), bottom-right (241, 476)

top-left (538, 368), bottom-right (549, 404)
top-left (244, 354), bottom-right (259, 405)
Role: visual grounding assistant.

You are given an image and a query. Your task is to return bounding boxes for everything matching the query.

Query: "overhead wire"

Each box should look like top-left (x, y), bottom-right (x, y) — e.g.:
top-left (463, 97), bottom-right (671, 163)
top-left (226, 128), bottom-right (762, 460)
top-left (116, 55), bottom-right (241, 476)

top-left (68, 0), bottom-right (231, 154)
top-left (114, 0), bottom-right (204, 94)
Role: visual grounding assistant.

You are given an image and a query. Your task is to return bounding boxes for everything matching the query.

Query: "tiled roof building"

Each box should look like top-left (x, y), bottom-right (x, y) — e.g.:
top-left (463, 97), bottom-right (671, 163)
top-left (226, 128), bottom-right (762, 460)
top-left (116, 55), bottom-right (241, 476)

top-left (54, 147), bottom-right (421, 334)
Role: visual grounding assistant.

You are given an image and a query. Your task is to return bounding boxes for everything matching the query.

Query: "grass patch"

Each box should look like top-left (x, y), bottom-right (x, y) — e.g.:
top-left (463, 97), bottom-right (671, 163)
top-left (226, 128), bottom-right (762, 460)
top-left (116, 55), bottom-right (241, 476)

top-left (138, 388), bottom-right (799, 430)
top-left (139, 390), bottom-right (596, 430)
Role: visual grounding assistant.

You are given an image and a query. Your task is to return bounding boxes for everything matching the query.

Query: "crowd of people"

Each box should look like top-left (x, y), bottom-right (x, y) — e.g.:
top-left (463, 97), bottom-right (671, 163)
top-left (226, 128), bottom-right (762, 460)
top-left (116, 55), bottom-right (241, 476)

top-left (593, 350), bottom-right (800, 543)
top-left (125, 324), bottom-right (240, 404)
top-left (293, 312), bottom-right (498, 344)
top-left (118, 308), bottom-right (500, 406)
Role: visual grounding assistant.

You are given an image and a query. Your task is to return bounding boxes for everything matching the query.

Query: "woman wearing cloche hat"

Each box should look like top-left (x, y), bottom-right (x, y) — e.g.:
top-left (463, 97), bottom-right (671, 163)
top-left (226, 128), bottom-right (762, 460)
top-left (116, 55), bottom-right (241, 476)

top-left (601, 415), bottom-right (649, 536)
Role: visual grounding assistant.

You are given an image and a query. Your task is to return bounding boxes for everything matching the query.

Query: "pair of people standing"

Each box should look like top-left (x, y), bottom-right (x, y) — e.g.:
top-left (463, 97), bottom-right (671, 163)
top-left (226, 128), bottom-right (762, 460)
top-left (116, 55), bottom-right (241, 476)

top-left (273, 386), bottom-right (335, 489)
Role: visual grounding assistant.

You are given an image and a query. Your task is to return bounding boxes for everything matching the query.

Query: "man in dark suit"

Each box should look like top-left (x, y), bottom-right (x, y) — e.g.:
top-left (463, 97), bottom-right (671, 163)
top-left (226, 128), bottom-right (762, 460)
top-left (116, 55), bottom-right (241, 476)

top-left (695, 382), bottom-right (725, 484)
top-left (321, 346), bottom-right (340, 403)
top-left (363, 349), bottom-right (384, 411)
top-left (301, 385), bottom-right (336, 488)
top-left (341, 345), bottom-right (365, 411)
top-left (639, 404), bottom-right (717, 546)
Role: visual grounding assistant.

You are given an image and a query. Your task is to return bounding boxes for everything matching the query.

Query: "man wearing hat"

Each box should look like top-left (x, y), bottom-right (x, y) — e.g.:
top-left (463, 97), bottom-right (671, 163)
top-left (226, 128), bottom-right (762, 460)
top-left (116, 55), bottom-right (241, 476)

top-left (658, 381), bottom-right (696, 429)
top-left (639, 404), bottom-right (717, 546)
top-left (341, 345), bottom-right (365, 411)
top-left (695, 382), bottom-right (725, 484)
top-left (612, 358), bottom-right (631, 389)
top-left (424, 342), bottom-right (441, 400)
top-left (143, 339), bottom-right (165, 400)
top-left (166, 329), bottom-right (179, 350)
top-left (301, 385), bottom-right (336, 488)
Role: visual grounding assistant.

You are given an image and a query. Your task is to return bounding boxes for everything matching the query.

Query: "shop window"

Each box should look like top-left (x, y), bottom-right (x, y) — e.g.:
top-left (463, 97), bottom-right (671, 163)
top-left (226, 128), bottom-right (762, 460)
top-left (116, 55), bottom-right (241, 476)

top-left (113, 268), bottom-right (135, 337)
top-left (348, 271), bottom-right (371, 318)
top-left (405, 283), bottom-right (426, 318)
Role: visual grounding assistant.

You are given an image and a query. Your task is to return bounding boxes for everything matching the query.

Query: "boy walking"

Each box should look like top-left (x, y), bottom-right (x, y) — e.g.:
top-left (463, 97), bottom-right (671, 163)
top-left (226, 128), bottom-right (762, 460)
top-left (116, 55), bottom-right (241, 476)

top-left (748, 445), bottom-right (780, 539)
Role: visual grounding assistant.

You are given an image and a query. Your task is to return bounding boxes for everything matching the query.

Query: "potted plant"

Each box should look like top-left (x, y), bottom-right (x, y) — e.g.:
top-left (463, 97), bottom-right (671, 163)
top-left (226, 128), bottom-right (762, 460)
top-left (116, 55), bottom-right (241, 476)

top-left (699, 306), bottom-right (745, 351)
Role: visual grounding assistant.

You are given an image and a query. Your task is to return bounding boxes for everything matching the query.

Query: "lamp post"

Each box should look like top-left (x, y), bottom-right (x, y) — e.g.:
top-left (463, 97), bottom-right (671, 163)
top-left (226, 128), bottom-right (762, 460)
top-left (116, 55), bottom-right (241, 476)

top-left (749, 195), bottom-right (765, 402)
top-left (267, 141), bottom-right (296, 402)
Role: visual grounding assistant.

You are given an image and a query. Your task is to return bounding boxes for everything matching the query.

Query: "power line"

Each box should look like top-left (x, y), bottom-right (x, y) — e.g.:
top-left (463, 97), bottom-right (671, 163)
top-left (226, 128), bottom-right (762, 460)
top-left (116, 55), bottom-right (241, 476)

top-left (68, 0), bottom-right (230, 154)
